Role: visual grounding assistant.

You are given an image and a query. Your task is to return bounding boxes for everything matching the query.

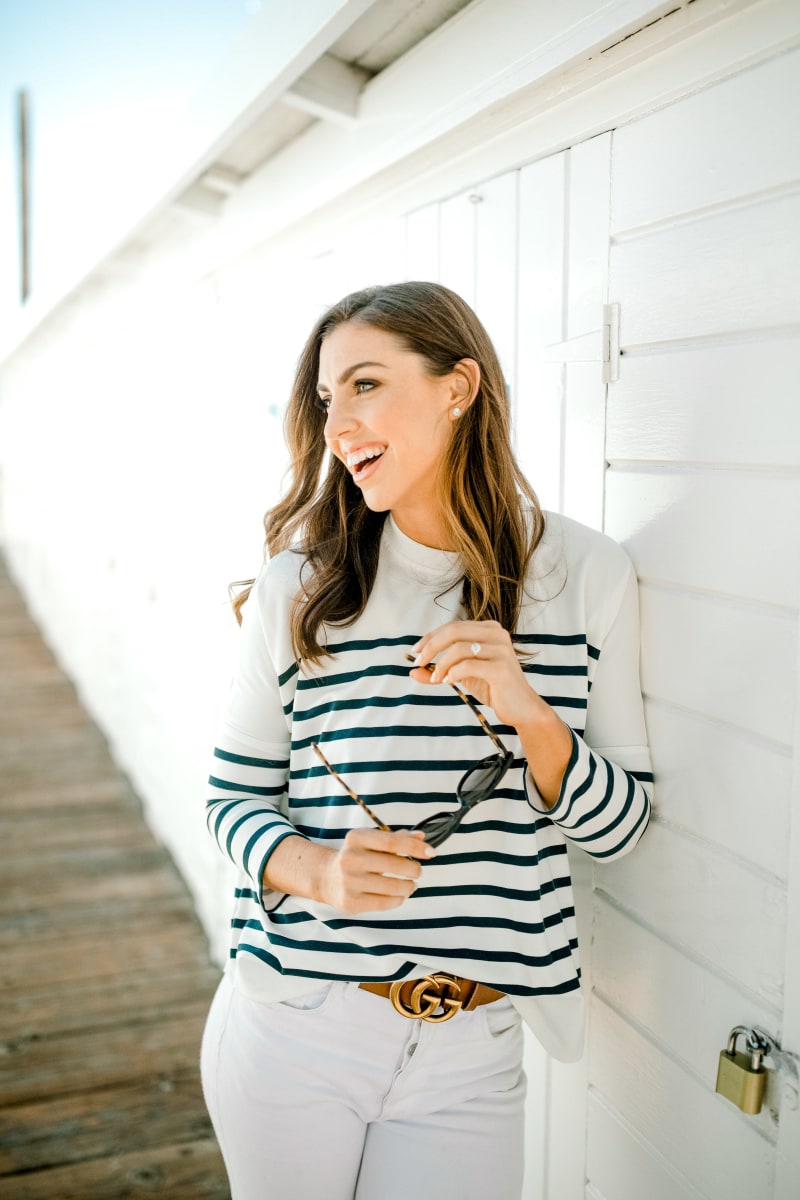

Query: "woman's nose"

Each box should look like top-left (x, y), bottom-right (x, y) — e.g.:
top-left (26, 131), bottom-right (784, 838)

top-left (323, 395), bottom-right (356, 440)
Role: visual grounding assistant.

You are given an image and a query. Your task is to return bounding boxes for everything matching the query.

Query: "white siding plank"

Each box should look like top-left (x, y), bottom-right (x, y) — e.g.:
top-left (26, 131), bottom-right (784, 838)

top-left (590, 1000), bottom-right (776, 1200)
top-left (643, 699), bottom-right (791, 881)
top-left (639, 584), bottom-right (797, 746)
top-left (567, 133), bottom-right (611, 339)
top-left (606, 337), bottom-right (800, 467)
top-left (439, 189), bottom-right (476, 306)
top-left (605, 469), bottom-right (800, 609)
top-left (541, 1045), bottom-right (590, 1200)
top-left (587, 1096), bottom-right (704, 1200)
top-left (518, 362), bottom-right (563, 515)
top-left (405, 203), bottom-right (440, 282)
top-left (563, 133), bottom-right (611, 529)
top-left (563, 362), bottom-right (606, 526)
top-left (598, 822), bottom-right (786, 1008)
top-left (592, 899), bottom-right (783, 1132)
top-left (516, 151), bottom-right (566, 512)
top-left (611, 46), bottom-right (800, 233)
top-left (521, 1032), bottom-right (549, 1200)
top-left (474, 171), bottom-right (518, 397)
top-left (611, 192), bottom-right (800, 347)
top-left (517, 152), bottom-right (565, 346)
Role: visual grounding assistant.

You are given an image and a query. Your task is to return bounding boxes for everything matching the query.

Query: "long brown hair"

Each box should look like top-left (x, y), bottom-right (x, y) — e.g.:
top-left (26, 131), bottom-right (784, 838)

top-left (233, 282), bottom-right (544, 663)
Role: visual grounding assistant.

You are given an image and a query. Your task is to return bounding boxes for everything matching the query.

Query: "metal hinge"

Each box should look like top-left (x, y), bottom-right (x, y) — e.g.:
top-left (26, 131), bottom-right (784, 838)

top-left (543, 302), bottom-right (620, 383)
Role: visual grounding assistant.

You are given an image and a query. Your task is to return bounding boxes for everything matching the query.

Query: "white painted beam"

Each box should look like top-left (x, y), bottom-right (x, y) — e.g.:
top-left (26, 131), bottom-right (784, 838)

top-left (172, 184), bottom-right (225, 218)
top-left (184, 0), bottom-right (377, 162)
top-left (283, 53), bottom-right (370, 124)
top-left (200, 165), bottom-right (243, 196)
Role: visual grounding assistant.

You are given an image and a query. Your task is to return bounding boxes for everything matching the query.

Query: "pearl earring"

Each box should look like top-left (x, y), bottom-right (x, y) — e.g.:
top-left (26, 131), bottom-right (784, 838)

top-left (452, 407), bottom-right (462, 418)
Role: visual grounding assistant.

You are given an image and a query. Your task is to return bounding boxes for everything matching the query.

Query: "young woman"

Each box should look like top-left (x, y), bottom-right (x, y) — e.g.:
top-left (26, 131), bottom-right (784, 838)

top-left (201, 281), bottom-right (653, 1199)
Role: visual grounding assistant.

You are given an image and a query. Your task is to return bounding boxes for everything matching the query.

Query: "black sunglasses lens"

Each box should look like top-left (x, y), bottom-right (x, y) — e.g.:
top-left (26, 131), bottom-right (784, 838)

top-left (458, 754), bottom-right (511, 805)
top-left (414, 754), bottom-right (514, 846)
top-left (415, 812), bottom-right (461, 847)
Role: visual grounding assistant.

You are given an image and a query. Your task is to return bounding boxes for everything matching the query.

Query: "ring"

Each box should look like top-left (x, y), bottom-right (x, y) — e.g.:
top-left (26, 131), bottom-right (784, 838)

top-left (470, 642), bottom-right (481, 657)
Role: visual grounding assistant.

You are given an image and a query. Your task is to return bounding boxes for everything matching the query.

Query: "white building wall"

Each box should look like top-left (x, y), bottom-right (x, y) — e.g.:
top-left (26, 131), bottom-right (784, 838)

top-left (2, 3), bottom-right (799, 1197)
top-left (594, 47), bottom-right (800, 1198)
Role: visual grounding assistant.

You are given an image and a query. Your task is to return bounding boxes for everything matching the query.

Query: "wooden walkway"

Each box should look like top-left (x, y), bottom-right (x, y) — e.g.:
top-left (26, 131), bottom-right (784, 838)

top-left (0, 557), bottom-right (229, 1197)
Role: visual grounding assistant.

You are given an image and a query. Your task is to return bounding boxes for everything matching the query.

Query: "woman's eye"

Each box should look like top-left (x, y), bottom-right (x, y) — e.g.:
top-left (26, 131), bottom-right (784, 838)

top-left (314, 381), bottom-right (374, 411)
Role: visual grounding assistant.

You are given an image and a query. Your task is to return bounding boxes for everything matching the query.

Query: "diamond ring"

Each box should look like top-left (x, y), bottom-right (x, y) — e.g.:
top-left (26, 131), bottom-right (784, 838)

top-left (470, 642), bottom-right (481, 657)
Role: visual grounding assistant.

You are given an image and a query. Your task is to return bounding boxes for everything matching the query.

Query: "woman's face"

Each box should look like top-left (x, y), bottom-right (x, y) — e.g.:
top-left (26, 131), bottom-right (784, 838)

top-left (317, 322), bottom-right (467, 547)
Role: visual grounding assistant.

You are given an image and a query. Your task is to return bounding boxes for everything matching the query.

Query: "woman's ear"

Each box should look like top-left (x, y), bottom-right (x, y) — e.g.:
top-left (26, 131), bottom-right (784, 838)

top-left (448, 358), bottom-right (481, 419)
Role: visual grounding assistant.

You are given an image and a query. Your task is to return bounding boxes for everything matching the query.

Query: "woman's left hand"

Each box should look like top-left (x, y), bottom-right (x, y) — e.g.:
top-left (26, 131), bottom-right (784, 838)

top-left (410, 620), bottom-right (545, 736)
top-left (412, 620), bottom-right (575, 809)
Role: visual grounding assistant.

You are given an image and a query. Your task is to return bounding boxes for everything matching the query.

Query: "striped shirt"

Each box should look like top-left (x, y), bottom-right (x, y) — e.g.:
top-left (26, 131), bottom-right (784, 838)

top-left (207, 512), bottom-right (653, 1060)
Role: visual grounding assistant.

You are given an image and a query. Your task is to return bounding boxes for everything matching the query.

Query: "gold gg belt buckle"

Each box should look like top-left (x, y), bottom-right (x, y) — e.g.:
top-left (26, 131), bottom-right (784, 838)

top-left (389, 973), bottom-right (465, 1022)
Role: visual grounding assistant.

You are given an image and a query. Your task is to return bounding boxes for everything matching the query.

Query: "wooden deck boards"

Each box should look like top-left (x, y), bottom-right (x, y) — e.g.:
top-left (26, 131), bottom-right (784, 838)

top-left (0, 557), bottom-right (229, 1197)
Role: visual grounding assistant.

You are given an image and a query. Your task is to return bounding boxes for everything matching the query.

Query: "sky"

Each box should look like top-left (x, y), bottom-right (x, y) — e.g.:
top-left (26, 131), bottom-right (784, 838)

top-left (0, 0), bottom-right (261, 335)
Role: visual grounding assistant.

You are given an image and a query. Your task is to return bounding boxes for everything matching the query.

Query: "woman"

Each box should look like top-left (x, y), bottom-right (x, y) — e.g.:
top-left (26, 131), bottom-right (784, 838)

top-left (201, 281), bottom-right (652, 1199)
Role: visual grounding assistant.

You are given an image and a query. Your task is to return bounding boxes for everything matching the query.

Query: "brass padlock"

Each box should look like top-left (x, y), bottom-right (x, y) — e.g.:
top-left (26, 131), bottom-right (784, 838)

top-left (715, 1026), bottom-right (766, 1114)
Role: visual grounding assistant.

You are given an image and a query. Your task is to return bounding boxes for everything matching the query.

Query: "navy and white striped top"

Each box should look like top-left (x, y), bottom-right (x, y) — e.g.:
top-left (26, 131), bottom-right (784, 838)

top-left (207, 512), bottom-right (653, 1060)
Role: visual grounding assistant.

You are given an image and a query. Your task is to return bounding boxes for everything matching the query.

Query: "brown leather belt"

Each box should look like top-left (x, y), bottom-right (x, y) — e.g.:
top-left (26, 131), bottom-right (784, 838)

top-left (359, 972), bottom-right (505, 1023)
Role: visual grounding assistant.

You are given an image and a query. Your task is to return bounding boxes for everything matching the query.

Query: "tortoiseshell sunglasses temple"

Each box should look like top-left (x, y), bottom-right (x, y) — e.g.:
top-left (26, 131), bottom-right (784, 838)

top-left (404, 653), bottom-right (507, 755)
top-left (311, 742), bottom-right (392, 832)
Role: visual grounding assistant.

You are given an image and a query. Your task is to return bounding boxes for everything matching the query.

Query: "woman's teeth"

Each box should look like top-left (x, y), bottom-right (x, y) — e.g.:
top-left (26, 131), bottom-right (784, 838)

top-left (347, 447), bottom-right (385, 475)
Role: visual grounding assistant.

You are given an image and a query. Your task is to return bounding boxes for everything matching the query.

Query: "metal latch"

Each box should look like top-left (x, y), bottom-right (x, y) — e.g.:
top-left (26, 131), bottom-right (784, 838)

top-left (543, 302), bottom-right (620, 383)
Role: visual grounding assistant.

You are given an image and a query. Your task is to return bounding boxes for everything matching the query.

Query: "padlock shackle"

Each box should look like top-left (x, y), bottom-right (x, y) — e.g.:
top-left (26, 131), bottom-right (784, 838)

top-left (726, 1025), bottom-right (764, 1071)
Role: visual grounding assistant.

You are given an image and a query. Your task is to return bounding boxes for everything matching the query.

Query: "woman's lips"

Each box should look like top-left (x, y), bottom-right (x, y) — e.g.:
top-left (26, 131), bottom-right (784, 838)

top-left (352, 452), bottom-right (384, 483)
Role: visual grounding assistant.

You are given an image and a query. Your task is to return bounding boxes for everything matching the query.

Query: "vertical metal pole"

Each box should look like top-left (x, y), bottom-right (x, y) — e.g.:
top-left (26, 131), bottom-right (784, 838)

top-left (17, 88), bottom-right (30, 303)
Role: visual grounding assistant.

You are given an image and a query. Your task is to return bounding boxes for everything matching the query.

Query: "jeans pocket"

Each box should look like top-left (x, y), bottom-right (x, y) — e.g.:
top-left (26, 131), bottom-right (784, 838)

top-left (482, 997), bottom-right (522, 1039)
top-left (277, 983), bottom-right (335, 1012)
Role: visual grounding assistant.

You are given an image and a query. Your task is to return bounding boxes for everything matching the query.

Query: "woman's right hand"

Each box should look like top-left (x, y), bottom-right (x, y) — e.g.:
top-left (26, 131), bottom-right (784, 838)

top-left (319, 828), bottom-right (435, 915)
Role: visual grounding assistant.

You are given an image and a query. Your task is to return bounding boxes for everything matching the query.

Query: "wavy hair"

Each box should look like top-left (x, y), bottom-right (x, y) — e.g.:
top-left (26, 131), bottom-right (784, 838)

top-left (233, 281), bottom-right (544, 663)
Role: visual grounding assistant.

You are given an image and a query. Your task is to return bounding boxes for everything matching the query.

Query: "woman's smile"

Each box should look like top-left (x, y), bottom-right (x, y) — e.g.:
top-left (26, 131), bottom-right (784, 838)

top-left (345, 443), bottom-right (387, 481)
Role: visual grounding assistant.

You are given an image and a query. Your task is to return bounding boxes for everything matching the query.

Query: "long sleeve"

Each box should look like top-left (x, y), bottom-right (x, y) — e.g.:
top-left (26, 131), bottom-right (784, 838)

top-left (524, 560), bottom-right (653, 861)
top-left (206, 567), bottom-right (302, 910)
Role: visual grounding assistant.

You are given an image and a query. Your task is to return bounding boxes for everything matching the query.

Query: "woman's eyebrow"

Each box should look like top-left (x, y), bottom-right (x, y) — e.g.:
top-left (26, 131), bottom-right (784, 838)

top-left (317, 361), bottom-right (388, 390)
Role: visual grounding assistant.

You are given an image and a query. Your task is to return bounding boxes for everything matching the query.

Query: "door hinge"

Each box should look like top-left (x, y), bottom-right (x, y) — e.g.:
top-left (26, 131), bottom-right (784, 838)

top-left (543, 303), bottom-right (620, 383)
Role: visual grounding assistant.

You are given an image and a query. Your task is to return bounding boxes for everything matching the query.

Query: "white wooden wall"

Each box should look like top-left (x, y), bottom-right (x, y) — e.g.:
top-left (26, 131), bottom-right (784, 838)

top-left (597, 47), bottom-right (800, 1200)
top-left (2, 11), bottom-right (799, 1200)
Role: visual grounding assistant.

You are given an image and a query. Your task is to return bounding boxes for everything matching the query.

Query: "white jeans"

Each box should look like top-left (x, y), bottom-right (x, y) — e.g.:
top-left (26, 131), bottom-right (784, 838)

top-left (201, 972), bottom-right (526, 1200)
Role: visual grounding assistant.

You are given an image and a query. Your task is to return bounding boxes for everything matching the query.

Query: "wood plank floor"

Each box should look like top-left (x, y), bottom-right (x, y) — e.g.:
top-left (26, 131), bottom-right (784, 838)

top-left (0, 556), bottom-right (230, 1198)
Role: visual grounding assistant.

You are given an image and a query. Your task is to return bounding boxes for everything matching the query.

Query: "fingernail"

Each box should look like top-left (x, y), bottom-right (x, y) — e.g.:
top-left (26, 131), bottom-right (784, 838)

top-left (424, 845), bottom-right (437, 858)
top-left (412, 653), bottom-right (422, 666)
top-left (443, 674), bottom-right (451, 685)
top-left (412, 640), bottom-right (422, 652)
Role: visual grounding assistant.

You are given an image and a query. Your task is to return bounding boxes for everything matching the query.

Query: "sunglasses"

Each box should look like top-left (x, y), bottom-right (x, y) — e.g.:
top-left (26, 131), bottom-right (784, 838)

top-left (310, 653), bottom-right (514, 848)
